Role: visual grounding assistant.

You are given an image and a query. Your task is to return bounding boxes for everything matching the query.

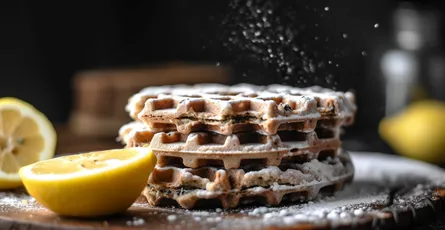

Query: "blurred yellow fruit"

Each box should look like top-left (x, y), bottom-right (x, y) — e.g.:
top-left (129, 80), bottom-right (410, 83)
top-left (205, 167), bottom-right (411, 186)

top-left (379, 100), bottom-right (445, 164)
top-left (0, 97), bottom-right (56, 189)
top-left (19, 147), bottom-right (156, 217)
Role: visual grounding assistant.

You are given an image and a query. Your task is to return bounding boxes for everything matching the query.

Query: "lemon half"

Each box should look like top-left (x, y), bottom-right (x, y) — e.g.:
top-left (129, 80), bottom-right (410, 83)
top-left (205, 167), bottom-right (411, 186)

top-left (0, 97), bottom-right (56, 189)
top-left (19, 147), bottom-right (156, 217)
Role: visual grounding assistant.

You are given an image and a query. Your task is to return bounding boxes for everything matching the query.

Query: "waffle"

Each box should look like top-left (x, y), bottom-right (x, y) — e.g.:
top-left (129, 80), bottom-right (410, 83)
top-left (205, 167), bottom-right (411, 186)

top-left (126, 83), bottom-right (264, 119)
top-left (143, 152), bottom-right (354, 209)
top-left (118, 122), bottom-right (341, 169)
top-left (118, 121), bottom-right (154, 146)
top-left (148, 155), bottom-right (348, 191)
top-left (128, 84), bottom-right (356, 135)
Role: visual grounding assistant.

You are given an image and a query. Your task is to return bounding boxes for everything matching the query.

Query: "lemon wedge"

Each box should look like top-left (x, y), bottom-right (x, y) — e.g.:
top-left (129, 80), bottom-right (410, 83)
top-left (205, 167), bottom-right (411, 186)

top-left (19, 147), bottom-right (156, 217)
top-left (0, 97), bottom-right (56, 189)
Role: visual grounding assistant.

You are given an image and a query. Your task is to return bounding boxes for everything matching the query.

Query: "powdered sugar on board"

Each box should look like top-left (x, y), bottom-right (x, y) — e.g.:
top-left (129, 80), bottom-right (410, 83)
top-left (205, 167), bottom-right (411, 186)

top-left (352, 152), bottom-right (445, 186)
top-left (0, 152), bottom-right (444, 230)
top-left (0, 189), bottom-right (42, 212)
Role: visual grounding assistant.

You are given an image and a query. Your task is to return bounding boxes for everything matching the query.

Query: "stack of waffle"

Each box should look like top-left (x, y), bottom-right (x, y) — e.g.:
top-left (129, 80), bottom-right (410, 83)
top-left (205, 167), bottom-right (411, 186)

top-left (118, 84), bottom-right (357, 209)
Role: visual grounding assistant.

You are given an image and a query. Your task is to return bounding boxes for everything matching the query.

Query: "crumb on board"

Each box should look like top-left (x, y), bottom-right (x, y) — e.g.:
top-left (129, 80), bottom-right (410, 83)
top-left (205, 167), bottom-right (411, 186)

top-left (167, 214), bottom-right (178, 222)
top-left (126, 217), bottom-right (146, 226)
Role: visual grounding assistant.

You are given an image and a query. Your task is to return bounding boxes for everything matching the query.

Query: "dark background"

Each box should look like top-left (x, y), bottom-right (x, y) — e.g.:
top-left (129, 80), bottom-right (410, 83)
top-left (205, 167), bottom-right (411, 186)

top-left (0, 0), bottom-right (444, 152)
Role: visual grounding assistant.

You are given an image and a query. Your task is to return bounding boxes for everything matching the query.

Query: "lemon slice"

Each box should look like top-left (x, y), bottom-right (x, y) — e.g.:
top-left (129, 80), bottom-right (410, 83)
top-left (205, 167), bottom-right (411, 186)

top-left (19, 147), bottom-right (156, 217)
top-left (0, 97), bottom-right (56, 189)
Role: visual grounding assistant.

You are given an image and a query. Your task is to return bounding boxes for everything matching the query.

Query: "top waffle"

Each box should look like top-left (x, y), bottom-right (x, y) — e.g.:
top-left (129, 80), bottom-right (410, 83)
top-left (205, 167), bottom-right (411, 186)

top-left (127, 84), bottom-right (356, 135)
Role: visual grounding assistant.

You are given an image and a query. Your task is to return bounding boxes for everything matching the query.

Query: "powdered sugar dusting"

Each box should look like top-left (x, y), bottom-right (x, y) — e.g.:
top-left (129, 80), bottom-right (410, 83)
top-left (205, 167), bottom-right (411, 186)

top-left (0, 190), bottom-right (43, 212)
top-left (126, 217), bottom-right (146, 226)
top-left (351, 152), bottom-right (445, 186)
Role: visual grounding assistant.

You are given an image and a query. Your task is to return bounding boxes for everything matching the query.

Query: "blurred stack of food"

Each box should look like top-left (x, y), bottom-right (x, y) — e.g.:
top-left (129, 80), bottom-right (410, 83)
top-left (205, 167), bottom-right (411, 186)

top-left (59, 63), bottom-right (230, 154)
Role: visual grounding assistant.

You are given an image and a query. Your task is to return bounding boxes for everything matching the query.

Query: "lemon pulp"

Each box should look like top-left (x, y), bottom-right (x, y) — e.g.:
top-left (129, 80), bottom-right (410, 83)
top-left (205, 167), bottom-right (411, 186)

top-left (0, 97), bottom-right (56, 189)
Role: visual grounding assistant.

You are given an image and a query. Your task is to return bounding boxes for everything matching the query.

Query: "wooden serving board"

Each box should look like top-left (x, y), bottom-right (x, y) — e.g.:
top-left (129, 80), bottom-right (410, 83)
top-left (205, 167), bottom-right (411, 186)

top-left (1, 152), bottom-right (444, 230)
